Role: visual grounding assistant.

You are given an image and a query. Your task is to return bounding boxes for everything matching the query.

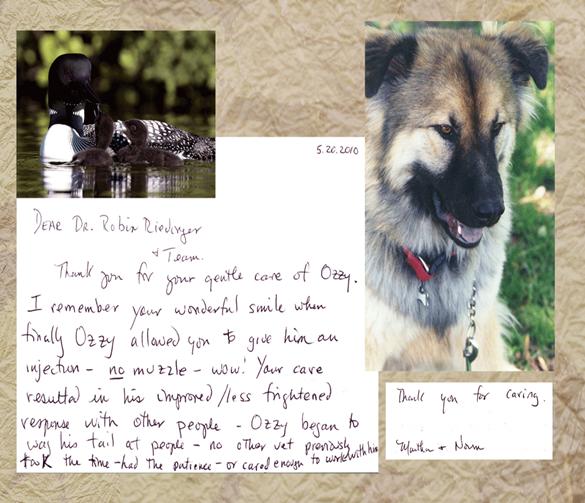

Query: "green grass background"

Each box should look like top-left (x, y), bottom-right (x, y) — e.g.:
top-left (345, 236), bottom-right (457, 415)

top-left (502, 22), bottom-right (555, 370)
top-left (367, 21), bottom-right (555, 370)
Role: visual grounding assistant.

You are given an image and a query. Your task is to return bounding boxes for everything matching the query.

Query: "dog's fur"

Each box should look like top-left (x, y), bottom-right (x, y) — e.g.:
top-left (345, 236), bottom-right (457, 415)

top-left (365, 24), bottom-right (548, 371)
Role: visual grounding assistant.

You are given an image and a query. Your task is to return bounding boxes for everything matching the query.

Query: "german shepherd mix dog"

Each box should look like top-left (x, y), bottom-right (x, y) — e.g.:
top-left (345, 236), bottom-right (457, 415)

top-left (365, 24), bottom-right (548, 371)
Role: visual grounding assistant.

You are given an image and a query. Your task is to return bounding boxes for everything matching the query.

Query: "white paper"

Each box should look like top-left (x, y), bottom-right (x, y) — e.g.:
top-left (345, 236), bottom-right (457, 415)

top-left (17, 137), bottom-right (378, 473)
top-left (386, 382), bottom-right (552, 460)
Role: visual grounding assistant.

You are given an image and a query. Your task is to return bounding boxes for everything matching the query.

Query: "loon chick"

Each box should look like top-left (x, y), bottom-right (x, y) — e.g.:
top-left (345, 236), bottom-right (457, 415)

top-left (72, 113), bottom-right (114, 168)
top-left (40, 53), bottom-right (216, 163)
top-left (116, 120), bottom-right (184, 167)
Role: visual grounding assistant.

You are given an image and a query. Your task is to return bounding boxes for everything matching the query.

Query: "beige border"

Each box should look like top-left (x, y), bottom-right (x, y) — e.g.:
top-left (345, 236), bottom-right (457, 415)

top-left (1, 1), bottom-right (583, 501)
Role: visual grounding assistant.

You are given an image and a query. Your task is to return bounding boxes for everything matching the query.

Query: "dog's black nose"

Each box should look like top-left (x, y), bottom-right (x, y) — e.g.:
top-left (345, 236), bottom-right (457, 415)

top-left (472, 200), bottom-right (505, 226)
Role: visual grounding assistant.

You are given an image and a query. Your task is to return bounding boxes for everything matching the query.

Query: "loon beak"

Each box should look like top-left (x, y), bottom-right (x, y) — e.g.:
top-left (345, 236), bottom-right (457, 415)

top-left (81, 81), bottom-right (100, 103)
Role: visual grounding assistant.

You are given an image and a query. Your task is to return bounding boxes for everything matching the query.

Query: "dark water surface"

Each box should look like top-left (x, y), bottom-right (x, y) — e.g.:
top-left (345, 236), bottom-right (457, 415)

top-left (17, 109), bottom-right (215, 198)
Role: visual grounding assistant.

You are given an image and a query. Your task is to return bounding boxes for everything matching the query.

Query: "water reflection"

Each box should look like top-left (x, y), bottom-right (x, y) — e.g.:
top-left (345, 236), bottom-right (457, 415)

top-left (40, 162), bottom-right (215, 198)
top-left (19, 109), bottom-right (215, 198)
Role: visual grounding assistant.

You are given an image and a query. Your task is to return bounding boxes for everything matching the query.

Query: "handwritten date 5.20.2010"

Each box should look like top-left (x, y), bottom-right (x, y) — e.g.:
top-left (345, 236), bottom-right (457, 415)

top-left (316, 144), bottom-right (359, 155)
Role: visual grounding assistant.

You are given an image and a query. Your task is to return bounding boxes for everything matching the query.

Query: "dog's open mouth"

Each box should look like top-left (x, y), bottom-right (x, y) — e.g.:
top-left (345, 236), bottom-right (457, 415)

top-left (432, 192), bottom-right (484, 248)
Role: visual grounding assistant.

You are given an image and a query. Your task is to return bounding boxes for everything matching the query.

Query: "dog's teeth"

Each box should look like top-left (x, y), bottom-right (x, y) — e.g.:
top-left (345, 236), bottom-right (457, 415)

top-left (457, 223), bottom-right (462, 236)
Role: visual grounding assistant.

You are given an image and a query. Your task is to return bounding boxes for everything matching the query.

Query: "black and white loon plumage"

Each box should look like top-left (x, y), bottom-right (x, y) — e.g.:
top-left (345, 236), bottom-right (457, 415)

top-left (82, 119), bottom-right (215, 161)
top-left (40, 53), bottom-right (215, 163)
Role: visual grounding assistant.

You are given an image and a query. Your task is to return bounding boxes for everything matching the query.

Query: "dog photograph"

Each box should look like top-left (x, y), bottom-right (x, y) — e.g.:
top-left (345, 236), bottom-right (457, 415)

top-left (365, 21), bottom-right (554, 371)
top-left (17, 31), bottom-right (215, 198)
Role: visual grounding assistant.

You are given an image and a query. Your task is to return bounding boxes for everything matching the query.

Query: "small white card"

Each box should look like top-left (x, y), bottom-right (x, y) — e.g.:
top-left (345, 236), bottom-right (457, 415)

top-left (386, 382), bottom-right (552, 460)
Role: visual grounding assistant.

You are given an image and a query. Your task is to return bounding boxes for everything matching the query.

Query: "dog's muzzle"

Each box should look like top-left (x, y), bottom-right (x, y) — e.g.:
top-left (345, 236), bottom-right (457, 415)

top-left (432, 192), bottom-right (504, 248)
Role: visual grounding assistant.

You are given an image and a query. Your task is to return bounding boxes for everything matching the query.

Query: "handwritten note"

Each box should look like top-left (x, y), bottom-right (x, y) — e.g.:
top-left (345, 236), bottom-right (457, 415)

top-left (17, 137), bottom-right (378, 473)
top-left (386, 382), bottom-right (552, 460)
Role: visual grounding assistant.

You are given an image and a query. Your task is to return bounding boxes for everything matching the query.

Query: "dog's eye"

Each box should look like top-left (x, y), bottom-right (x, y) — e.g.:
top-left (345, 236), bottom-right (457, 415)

top-left (492, 122), bottom-right (505, 136)
top-left (435, 124), bottom-right (456, 140)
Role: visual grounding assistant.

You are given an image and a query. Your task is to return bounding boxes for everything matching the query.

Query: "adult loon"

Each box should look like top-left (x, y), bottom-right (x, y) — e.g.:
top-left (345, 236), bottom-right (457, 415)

top-left (72, 112), bottom-right (115, 168)
top-left (40, 53), bottom-right (215, 163)
top-left (116, 120), bottom-right (183, 167)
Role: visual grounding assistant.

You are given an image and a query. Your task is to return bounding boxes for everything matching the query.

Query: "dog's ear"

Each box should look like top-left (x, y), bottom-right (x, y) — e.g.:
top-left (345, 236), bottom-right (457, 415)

top-left (498, 25), bottom-right (548, 90)
top-left (365, 28), bottom-right (418, 98)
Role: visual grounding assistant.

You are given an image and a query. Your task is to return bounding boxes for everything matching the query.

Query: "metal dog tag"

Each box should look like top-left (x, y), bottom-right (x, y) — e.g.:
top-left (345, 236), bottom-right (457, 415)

top-left (417, 283), bottom-right (429, 307)
top-left (463, 337), bottom-right (479, 363)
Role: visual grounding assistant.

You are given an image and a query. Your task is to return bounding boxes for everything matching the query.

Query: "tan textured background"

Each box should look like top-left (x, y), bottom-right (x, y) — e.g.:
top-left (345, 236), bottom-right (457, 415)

top-left (1, 1), bottom-right (583, 502)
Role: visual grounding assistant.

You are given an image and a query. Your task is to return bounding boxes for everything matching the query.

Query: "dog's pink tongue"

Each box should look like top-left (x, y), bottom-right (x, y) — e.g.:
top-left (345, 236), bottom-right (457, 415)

top-left (448, 214), bottom-right (483, 244)
top-left (459, 224), bottom-right (483, 243)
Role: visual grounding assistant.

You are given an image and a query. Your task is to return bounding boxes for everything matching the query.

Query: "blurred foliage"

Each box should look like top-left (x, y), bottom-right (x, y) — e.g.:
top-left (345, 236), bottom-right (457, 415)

top-left (366, 21), bottom-right (555, 370)
top-left (503, 22), bottom-right (555, 371)
top-left (17, 31), bottom-right (215, 120)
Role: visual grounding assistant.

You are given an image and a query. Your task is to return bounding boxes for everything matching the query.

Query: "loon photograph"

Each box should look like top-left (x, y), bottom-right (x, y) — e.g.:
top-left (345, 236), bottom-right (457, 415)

top-left (17, 31), bottom-right (215, 198)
